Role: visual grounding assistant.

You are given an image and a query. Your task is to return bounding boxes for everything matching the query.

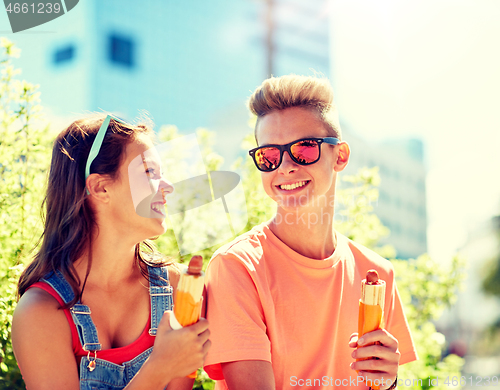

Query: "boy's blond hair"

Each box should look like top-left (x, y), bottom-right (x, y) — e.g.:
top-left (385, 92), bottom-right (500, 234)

top-left (248, 75), bottom-right (341, 141)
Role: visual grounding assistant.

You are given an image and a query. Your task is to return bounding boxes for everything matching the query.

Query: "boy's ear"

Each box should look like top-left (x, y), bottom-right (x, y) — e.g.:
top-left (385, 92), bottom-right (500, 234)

top-left (85, 174), bottom-right (111, 203)
top-left (334, 142), bottom-right (350, 172)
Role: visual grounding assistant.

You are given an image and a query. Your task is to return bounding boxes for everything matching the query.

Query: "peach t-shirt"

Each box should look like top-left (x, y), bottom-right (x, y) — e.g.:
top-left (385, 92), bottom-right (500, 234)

top-left (204, 223), bottom-right (417, 390)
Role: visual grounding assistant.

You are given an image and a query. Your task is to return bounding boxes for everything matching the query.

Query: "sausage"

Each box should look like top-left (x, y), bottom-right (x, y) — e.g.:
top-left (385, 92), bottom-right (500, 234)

top-left (366, 269), bottom-right (380, 284)
top-left (187, 255), bottom-right (203, 275)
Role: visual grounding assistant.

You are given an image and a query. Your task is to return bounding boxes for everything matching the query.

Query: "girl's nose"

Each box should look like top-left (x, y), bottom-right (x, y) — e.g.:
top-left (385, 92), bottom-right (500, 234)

top-left (159, 177), bottom-right (174, 203)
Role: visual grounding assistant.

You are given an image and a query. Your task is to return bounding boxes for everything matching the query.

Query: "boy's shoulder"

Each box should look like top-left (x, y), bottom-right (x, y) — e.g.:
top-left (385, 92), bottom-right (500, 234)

top-left (339, 233), bottom-right (395, 280)
top-left (213, 223), bottom-right (268, 257)
top-left (208, 223), bottom-right (270, 272)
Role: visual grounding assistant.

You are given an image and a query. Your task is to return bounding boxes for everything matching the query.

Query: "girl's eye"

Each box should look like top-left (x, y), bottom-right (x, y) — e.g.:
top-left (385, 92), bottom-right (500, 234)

top-left (145, 168), bottom-right (162, 179)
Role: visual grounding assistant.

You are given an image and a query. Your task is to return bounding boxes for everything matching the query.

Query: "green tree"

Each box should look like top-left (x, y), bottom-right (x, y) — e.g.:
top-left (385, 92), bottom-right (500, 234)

top-left (482, 252), bottom-right (500, 297)
top-left (0, 37), bottom-right (51, 389)
top-left (479, 217), bottom-right (500, 354)
top-left (480, 216), bottom-right (500, 299)
top-left (393, 255), bottom-right (465, 389)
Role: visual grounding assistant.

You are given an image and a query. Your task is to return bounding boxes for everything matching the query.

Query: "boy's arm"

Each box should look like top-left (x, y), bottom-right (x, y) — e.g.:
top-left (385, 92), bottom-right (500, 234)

top-left (222, 360), bottom-right (275, 390)
top-left (204, 254), bottom-right (272, 381)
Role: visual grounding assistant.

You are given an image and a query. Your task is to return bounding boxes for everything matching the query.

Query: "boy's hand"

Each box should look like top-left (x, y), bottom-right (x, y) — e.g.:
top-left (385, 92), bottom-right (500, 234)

top-left (349, 330), bottom-right (400, 389)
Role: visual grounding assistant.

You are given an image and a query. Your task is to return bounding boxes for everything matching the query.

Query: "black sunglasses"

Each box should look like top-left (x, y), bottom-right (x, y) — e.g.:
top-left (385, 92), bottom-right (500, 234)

top-left (248, 137), bottom-right (339, 172)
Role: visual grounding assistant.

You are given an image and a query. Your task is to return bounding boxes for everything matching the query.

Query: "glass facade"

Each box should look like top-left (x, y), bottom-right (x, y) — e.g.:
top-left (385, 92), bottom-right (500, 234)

top-left (53, 44), bottom-right (75, 64)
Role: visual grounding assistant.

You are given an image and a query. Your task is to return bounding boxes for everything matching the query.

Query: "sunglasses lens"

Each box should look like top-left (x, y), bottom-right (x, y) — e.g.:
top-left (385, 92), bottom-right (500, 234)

top-left (290, 139), bottom-right (320, 164)
top-left (255, 147), bottom-right (281, 171)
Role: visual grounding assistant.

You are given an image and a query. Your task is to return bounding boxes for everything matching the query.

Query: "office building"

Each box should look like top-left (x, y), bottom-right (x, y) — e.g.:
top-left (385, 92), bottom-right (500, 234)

top-left (5, 0), bottom-right (426, 257)
top-left (342, 125), bottom-right (428, 259)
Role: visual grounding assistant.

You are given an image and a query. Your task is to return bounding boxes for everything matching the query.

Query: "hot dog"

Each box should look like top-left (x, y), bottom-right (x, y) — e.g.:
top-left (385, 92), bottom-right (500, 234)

top-left (169, 255), bottom-right (205, 378)
top-left (357, 270), bottom-right (386, 389)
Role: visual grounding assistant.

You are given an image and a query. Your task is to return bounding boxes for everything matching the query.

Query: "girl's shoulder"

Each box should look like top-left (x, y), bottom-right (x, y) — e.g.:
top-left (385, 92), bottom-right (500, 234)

top-left (13, 283), bottom-right (71, 343)
top-left (12, 285), bottom-right (73, 357)
top-left (15, 284), bottom-right (65, 318)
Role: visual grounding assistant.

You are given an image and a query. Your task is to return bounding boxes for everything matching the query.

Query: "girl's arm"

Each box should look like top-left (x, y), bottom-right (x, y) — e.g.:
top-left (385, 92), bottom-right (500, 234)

top-left (12, 288), bottom-right (81, 390)
top-left (166, 377), bottom-right (195, 390)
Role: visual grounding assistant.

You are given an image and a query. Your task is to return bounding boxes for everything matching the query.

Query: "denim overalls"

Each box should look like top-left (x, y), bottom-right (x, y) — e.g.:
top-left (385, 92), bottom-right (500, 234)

top-left (42, 265), bottom-right (173, 390)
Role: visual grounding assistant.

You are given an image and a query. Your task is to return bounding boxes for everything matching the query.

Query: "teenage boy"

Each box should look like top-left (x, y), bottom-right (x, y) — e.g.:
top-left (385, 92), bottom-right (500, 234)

top-left (204, 75), bottom-right (417, 390)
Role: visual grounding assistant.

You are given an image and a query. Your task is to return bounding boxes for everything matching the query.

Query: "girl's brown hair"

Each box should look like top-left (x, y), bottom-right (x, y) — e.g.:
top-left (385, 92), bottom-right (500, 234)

top-left (18, 114), bottom-right (165, 307)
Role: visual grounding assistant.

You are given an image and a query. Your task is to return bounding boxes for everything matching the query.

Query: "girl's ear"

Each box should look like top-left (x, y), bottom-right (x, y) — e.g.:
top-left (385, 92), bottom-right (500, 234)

top-left (334, 142), bottom-right (350, 172)
top-left (85, 174), bottom-right (111, 203)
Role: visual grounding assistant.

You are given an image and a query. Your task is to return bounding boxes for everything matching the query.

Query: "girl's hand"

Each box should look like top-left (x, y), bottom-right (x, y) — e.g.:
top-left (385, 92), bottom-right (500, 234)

top-left (149, 311), bottom-right (211, 380)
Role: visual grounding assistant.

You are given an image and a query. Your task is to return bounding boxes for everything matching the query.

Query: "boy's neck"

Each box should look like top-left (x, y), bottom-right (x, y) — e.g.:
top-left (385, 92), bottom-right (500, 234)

top-left (269, 210), bottom-right (337, 260)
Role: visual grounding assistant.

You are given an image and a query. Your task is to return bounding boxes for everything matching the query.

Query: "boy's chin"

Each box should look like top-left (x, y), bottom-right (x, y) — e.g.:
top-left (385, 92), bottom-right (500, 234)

top-left (275, 196), bottom-right (311, 209)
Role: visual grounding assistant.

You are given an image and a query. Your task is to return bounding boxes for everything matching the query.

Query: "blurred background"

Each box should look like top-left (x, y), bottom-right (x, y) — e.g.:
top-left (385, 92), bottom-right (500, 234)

top-left (1, 0), bottom-right (499, 384)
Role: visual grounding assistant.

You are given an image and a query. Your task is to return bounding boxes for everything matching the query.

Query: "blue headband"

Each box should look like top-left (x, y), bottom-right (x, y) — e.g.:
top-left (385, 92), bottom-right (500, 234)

top-left (85, 114), bottom-right (125, 194)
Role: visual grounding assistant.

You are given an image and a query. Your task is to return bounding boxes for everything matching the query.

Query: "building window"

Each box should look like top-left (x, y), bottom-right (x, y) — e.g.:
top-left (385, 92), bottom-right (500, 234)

top-left (108, 34), bottom-right (135, 68)
top-left (53, 45), bottom-right (75, 64)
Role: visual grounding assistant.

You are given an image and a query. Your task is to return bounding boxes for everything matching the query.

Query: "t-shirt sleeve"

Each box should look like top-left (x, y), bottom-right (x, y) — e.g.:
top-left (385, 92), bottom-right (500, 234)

top-left (385, 280), bottom-right (418, 365)
top-left (204, 253), bottom-right (271, 380)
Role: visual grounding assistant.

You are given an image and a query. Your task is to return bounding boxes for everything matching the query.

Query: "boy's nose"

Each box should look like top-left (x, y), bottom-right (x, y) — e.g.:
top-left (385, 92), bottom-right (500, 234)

top-left (278, 151), bottom-right (298, 174)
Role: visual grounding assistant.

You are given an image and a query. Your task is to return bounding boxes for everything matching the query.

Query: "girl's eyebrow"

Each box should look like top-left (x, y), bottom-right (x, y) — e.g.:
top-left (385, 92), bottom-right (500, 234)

top-left (138, 153), bottom-right (161, 168)
top-left (140, 155), bottom-right (163, 177)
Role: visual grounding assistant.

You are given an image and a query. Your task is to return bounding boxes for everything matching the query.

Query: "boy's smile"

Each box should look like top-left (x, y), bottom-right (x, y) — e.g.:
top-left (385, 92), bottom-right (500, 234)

top-left (276, 180), bottom-right (310, 191)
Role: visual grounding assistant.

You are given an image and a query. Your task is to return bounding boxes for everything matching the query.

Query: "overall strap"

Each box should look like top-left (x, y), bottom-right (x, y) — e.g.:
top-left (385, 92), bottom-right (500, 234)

top-left (41, 270), bottom-right (76, 304)
top-left (41, 271), bottom-right (102, 352)
top-left (148, 265), bottom-right (173, 336)
top-left (70, 304), bottom-right (101, 352)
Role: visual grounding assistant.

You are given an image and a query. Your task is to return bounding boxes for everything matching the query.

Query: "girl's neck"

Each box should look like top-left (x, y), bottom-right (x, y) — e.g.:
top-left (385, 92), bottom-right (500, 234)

top-left (74, 232), bottom-right (140, 291)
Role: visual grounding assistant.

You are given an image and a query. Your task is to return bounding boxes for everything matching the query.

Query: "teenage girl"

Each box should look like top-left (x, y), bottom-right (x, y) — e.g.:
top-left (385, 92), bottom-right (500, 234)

top-left (12, 115), bottom-right (210, 390)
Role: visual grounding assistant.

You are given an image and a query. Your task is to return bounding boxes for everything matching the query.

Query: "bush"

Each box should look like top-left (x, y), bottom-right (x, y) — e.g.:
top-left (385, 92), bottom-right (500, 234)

top-left (0, 37), bottom-right (51, 389)
top-left (393, 255), bottom-right (465, 389)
